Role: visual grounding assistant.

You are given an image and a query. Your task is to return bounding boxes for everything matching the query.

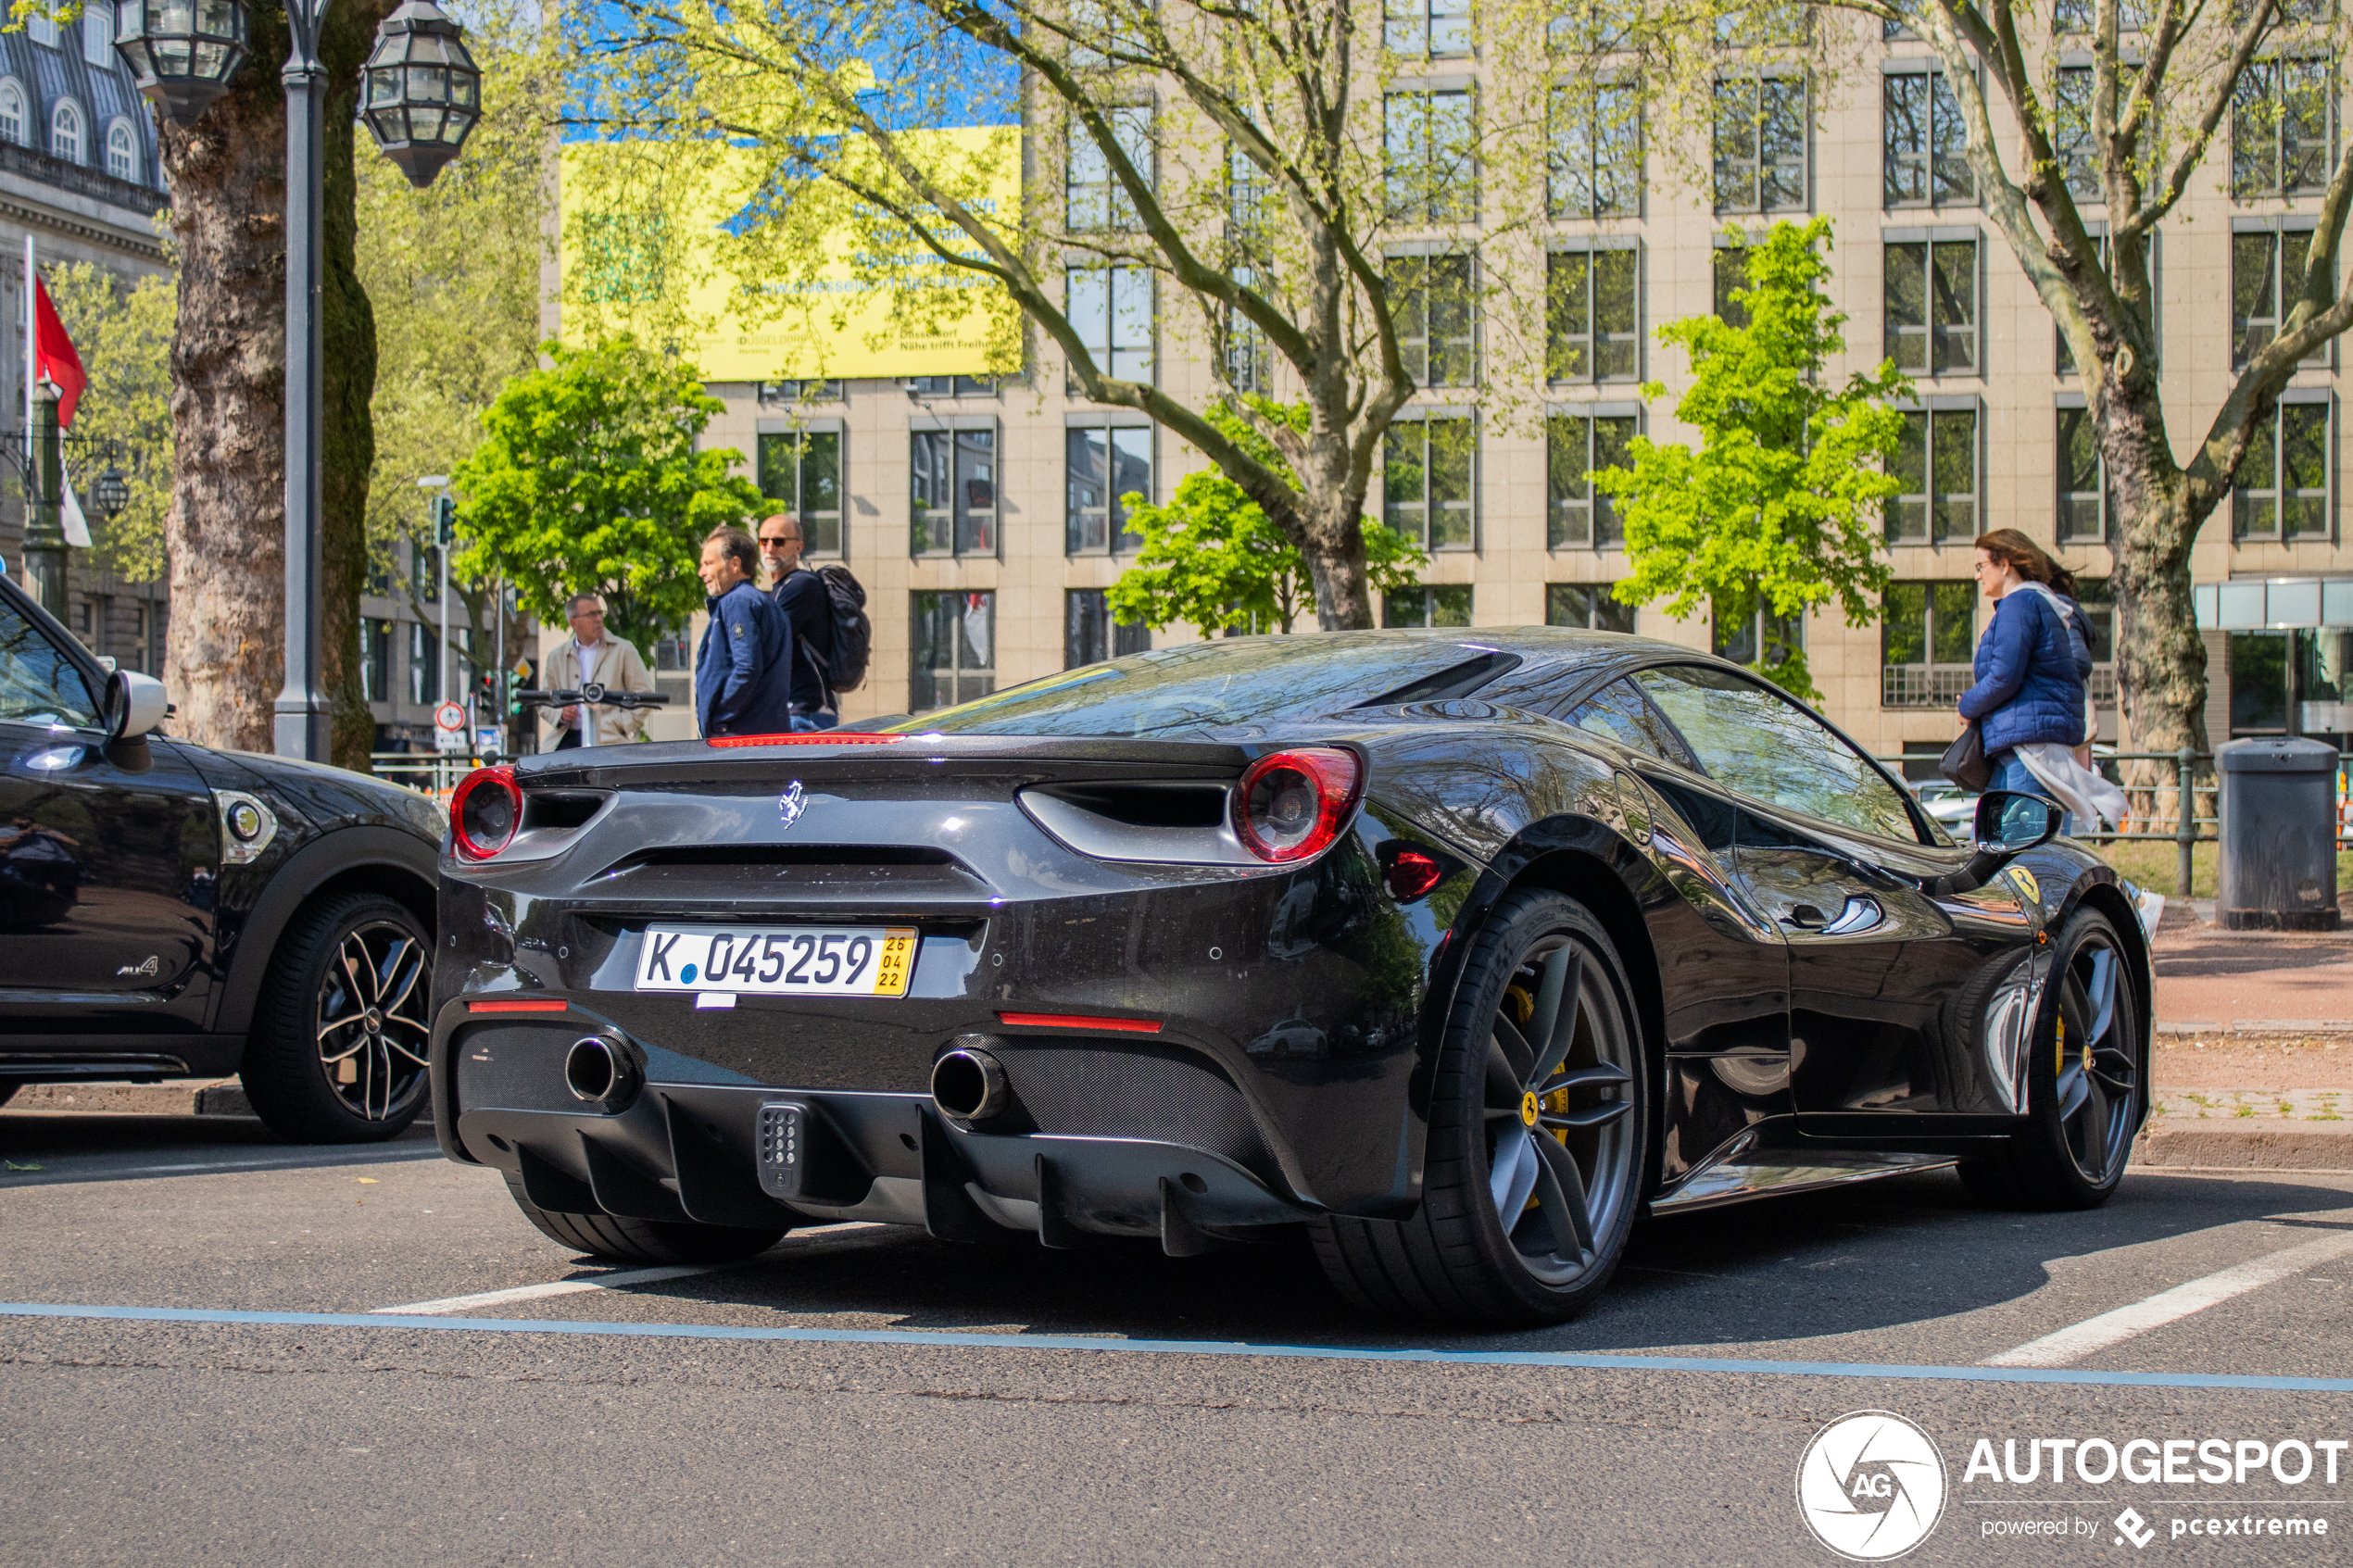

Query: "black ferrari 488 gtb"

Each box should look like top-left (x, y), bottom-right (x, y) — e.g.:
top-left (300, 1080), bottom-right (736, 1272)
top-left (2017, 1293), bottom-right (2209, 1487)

top-left (430, 630), bottom-right (2154, 1326)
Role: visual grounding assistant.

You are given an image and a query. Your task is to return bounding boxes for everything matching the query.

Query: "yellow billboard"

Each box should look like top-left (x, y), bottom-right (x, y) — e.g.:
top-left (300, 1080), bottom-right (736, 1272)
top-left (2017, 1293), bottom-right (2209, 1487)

top-left (558, 130), bottom-right (1020, 381)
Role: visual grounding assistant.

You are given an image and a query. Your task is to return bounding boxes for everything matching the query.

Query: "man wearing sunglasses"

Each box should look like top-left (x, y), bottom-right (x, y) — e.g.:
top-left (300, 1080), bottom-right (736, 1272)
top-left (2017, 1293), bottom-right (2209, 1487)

top-left (757, 513), bottom-right (837, 733)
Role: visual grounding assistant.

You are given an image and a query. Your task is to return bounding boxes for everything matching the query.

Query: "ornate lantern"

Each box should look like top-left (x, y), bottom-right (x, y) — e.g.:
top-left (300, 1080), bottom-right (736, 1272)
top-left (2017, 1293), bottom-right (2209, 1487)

top-left (359, 0), bottom-right (481, 191)
top-left (94, 462), bottom-right (132, 521)
top-left (112, 0), bottom-right (250, 128)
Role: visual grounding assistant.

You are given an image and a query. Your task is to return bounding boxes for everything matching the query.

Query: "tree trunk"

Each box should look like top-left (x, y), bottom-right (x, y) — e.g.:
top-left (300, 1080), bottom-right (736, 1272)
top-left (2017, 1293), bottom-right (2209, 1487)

top-left (159, 5), bottom-right (387, 762)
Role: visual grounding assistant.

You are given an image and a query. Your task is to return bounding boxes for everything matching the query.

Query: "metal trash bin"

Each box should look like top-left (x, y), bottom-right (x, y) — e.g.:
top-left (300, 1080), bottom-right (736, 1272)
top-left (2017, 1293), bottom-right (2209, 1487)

top-left (2215, 735), bottom-right (2343, 931)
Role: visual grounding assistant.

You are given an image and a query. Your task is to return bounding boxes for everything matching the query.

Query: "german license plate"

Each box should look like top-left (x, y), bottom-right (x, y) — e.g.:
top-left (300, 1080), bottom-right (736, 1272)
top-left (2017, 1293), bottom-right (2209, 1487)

top-left (635, 925), bottom-right (917, 997)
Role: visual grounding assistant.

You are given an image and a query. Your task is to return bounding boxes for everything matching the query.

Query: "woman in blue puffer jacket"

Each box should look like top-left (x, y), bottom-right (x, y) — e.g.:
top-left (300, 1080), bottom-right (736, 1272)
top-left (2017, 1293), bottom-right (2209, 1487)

top-left (1957, 528), bottom-right (2092, 823)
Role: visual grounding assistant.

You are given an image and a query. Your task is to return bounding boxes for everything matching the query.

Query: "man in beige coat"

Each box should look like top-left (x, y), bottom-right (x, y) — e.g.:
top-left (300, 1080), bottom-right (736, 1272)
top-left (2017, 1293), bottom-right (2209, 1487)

top-left (542, 594), bottom-right (657, 749)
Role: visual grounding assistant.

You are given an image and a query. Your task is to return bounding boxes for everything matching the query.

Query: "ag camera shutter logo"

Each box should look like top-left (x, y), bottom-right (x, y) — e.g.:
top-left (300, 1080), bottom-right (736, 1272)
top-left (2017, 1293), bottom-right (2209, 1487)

top-left (1796, 1411), bottom-right (1948, 1561)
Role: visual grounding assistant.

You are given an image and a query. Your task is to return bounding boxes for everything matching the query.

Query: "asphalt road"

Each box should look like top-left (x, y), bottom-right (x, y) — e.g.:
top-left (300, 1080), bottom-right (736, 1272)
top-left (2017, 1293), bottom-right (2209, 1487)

top-left (4, 1110), bottom-right (2351, 1567)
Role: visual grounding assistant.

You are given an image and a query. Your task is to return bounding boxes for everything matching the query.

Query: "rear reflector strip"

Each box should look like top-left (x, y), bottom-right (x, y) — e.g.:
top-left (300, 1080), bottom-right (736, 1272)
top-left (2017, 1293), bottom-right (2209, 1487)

top-left (706, 733), bottom-right (907, 748)
top-left (998, 1011), bottom-right (1164, 1035)
top-left (467, 999), bottom-right (568, 1014)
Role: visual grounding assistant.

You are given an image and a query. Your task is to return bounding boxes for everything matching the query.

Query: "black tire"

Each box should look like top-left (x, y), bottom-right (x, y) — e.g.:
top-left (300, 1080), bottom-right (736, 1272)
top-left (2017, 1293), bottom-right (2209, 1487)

top-left (241, 891), bottom-right (434, 1144)
top-left (1309, 889), bottom-right (1649, 1327)
top-left (1958, 907), bottom-right (2144, 1210)
top-left (501, 1173), bottom-right (786, 1264)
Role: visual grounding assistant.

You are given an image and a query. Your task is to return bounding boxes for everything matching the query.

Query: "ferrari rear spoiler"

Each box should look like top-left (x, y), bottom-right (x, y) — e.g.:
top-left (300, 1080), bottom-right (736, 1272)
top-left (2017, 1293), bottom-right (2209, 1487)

top-left (512, 732), bottom-right (1257, 792)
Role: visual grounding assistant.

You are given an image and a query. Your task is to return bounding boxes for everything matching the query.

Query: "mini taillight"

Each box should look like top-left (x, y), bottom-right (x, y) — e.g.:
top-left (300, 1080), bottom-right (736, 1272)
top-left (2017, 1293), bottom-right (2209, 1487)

top-left (450, 765), bottom-right (522, 860)
top-left (1234, 747), bottom-right (1362, 863)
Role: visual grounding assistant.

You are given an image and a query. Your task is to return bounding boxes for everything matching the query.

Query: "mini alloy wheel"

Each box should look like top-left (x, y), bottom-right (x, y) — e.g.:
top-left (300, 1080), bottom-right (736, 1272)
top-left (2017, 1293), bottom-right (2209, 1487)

top-left (242, 892), bottom-right (433, 1143)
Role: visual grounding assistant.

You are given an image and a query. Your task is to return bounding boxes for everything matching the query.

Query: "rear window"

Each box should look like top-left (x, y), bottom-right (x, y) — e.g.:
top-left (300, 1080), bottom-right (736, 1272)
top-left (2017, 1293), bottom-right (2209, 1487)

top-left (878, 637), bottom-right (1513, 739)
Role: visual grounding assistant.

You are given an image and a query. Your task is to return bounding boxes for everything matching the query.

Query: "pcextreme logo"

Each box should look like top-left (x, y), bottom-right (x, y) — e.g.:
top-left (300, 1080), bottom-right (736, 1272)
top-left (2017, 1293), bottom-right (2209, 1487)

top-left (1796, 1411), bottom-right (1950, 1561)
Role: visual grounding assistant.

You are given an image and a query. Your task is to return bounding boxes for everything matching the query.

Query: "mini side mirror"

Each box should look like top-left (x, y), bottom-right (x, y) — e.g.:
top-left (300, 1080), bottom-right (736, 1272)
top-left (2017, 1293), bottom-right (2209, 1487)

top-left (106, 670), bottom-right (169, 743)
top-left (1957, 790), bottom-right (2064, 886)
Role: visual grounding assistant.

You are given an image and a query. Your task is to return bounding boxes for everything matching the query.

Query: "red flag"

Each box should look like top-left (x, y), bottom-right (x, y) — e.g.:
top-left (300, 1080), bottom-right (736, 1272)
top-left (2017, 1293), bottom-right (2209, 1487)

top-left (33, 277), bottom-right (83, 428)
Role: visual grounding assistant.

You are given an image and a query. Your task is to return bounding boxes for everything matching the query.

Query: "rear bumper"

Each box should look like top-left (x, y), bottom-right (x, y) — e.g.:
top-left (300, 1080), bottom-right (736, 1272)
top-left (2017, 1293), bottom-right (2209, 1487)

top-left (457, 1084), bottom-right (1310, 1251)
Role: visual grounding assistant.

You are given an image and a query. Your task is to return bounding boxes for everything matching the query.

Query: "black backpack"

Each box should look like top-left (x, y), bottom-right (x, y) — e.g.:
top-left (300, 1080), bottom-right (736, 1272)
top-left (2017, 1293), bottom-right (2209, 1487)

top-left (799, 563), bottom-right (872, 695)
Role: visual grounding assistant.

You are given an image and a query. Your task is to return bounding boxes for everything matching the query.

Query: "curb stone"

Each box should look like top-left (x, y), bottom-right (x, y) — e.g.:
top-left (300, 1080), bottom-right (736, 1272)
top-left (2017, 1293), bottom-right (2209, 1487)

top-left (5, 1079), bottom-right (258, 1118)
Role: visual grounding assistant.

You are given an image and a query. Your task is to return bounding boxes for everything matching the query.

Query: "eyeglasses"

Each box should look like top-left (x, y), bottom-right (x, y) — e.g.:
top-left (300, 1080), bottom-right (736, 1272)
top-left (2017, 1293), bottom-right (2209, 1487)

top-left (571, 607), bottom-right (605, 618)
top-left (758, 535), bottom-right (799, 548)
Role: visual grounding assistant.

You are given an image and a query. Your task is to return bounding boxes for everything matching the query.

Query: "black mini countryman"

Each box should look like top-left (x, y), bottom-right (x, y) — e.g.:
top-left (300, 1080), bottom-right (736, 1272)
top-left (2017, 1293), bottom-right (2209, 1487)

top-left (430, 631), bottom-right (2155, 1326)
top-left (1, 572), bottom-right (444, 1141)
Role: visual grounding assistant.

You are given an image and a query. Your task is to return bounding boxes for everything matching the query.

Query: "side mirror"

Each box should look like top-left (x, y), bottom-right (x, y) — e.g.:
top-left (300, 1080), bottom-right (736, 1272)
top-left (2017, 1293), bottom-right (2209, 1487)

top-left (1958, 790), bottom-right (2064, 885)
top-left (106, 670), bottom-right (169, 743)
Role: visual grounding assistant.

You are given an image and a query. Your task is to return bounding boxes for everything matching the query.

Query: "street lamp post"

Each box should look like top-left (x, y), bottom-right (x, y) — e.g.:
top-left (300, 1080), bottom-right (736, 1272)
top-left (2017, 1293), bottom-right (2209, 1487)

top-left (114, 0), bottom-right (479, 763)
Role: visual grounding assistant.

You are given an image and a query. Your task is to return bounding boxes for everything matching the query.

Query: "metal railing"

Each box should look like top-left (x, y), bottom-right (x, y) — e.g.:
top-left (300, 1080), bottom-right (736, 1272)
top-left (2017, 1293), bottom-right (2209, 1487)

top-left (369, 750), bottom-right (497, 800)
top-left (1880, 666), bottom-right (1972, 708)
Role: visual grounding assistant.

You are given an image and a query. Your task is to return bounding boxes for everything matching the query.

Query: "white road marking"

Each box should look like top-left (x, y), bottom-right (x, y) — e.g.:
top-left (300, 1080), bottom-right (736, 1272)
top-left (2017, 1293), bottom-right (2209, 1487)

top-left (1985, 1229), bottom-right (2353, 1368)
top-left (371, 1223), bottom-right (897, 1316)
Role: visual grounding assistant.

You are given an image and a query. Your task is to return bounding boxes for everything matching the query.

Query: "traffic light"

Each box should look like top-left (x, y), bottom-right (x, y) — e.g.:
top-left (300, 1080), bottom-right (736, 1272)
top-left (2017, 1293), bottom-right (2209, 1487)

top-left (432, 494), bottom-right (457, 546)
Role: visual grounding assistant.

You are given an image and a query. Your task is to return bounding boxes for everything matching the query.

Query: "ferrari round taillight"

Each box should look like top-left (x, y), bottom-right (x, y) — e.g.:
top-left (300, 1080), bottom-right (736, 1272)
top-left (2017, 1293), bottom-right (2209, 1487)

top-left (1234, 747), bottom-right (1362, 863)
top-left (449, 765), bottom-right (521, 860)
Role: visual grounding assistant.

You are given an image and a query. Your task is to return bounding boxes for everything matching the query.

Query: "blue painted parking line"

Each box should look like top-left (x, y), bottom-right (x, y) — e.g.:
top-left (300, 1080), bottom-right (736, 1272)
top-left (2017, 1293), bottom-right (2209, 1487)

top-left (5, 1301), bottom-right (2351, 1392)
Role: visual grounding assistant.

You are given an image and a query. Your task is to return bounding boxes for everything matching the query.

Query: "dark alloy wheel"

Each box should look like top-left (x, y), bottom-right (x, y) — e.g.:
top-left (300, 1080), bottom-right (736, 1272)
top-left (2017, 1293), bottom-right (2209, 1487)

top-left (501, 1173), bottom-right (787, 1264)
top-left (242, 891), bottom-right (433, 1143)
top-left (1311, 890), bottom-right (1647, 1325)
top-left (1960, 907), bottom-right (2144, 1210)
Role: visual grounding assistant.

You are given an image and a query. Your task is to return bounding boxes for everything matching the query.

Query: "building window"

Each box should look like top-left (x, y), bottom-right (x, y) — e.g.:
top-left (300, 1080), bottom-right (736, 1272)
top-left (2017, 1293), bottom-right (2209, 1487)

top-left (1714, 602), bottom-right (1804, 667)
top-left (1883, 236), bottom-right (1976, 376)
top-left (1226, 269), bottom-right (1272, 395)
top-left (50, 100), bottom-right (81, 164)
top-left (1384, 585), bottom-right (1474, 627)
top-left (757, 379), bottom-right (846, 404)
top-left (1547, 411), bottom-right (1635, 548)
top-left (360, 618), bottom-right (392, 703)
top-left (125, 603), bottom-right (147, 671)
top-left (2233, 395), bottom-right (2331, 542)
top-left (104, 119), bottom-right (136, 182)
top-left (1066, 103), bottom-right (1151, 232)
top-left (1386, 0), bottom-right (1472, 56)
top-left (905, 376), bottom-right (995, 399)
top-left (911, 427), bottom-right (997, 558)
top-left (2233, 222), bottom-right (2329, 369)
top-left (756, 430), bottom-right (844, 557)
top-left (1881, 581), bottom-right (1975, 707)
top-left (1385, 417), bottom-right (1477, 550)
top-left (1384, 88), bottom-right (1477, 224)
top-left (27, 12), bottom-right (57, 46)
top-left (1064, 589), bottom-right (1150, 668)
top-left (2055, 0), bottom-right (2155, 29)
top-left (0, 82), bottom-right (25, 145)
top-left (1066, 264), bottom-right (1153, 383)
top-left (1885, 404), bottom-right (1979, 545)
top-left (1388, 253), bottom-right (1476, 387)
top-left (1547, 583), bottom-right (1635, 632)
top-left (912, 591), bottom-right (995, 710)
top-left (1547, 82), bottom-right (1642, 220)
top-left (2077, 577), bottom-right (2118, 707)
top-left (1712, 75), bottom-right (1806, 214)
top-left (2232, 56), bottom-right (2332, 200)
top-left (1066, 422), bottom-right (1151, 555)
top-left (1546, 246), bottom-right (1638, 383)
top-left (2057, 403), bottom-right (2110, 544)
top-left (82, 6), bottom-right (112, 66)
top-left (1882, 66), bottom-right (1973, 207)
top-left (411, 539), bottom-right (439, 603)
top-left (2055, 66), bottom-right (2102, 201)
top-left (408, 622), bottom-right (439, 706)
top-left (1713, 244), bottom-right (1749, 326)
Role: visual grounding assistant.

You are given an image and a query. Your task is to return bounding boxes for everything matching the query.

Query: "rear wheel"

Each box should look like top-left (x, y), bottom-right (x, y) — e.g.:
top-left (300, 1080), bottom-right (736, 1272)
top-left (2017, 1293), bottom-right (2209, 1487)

top-left (501, 1173), bottom-right (787, 1264)
top-left (1310, 890), bottom-right (1647, 1326)
top-left (1959, 908), bottom-right (2143, 1210)
top-left (242, 892), bottom-right (433, 1144)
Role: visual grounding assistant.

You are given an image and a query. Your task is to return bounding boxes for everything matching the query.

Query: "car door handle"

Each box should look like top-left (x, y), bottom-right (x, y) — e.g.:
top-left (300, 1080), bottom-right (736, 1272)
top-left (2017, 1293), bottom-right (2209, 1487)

top-left (1818, 896), bottom-right (1885, 936)
top-left (1783, 904), bottom-right (1829, 929)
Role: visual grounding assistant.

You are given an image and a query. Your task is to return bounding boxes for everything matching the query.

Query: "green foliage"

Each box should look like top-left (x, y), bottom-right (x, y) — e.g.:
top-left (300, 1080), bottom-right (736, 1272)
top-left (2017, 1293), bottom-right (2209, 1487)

top-left (1592, 218), bottom-right (1908, 702)
top-left (1109, 401), bottom-right (1428, 638)
top-left (451, 334), bottom-right (762, 654)
top-left (44, 263), bottom-right (174, 583)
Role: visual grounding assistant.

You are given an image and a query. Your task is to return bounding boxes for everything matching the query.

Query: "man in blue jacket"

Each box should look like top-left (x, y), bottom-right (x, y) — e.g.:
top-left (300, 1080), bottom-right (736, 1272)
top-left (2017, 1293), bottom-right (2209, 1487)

top-left (694, 526), bottom-right (793, 738)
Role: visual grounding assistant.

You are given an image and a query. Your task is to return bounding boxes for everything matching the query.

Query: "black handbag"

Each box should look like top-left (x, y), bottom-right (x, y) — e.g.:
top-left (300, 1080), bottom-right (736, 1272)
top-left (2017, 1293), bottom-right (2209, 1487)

top-left (1940, 720), bottom-right (1993, 792)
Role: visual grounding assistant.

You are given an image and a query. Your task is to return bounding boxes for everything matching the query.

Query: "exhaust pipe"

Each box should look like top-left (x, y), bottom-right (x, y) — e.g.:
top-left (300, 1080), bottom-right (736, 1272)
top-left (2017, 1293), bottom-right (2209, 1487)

top-left (931, 1042), bottom-right (1010, 1123)
top-left (564, 1035), bottom-right (642, 1114)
